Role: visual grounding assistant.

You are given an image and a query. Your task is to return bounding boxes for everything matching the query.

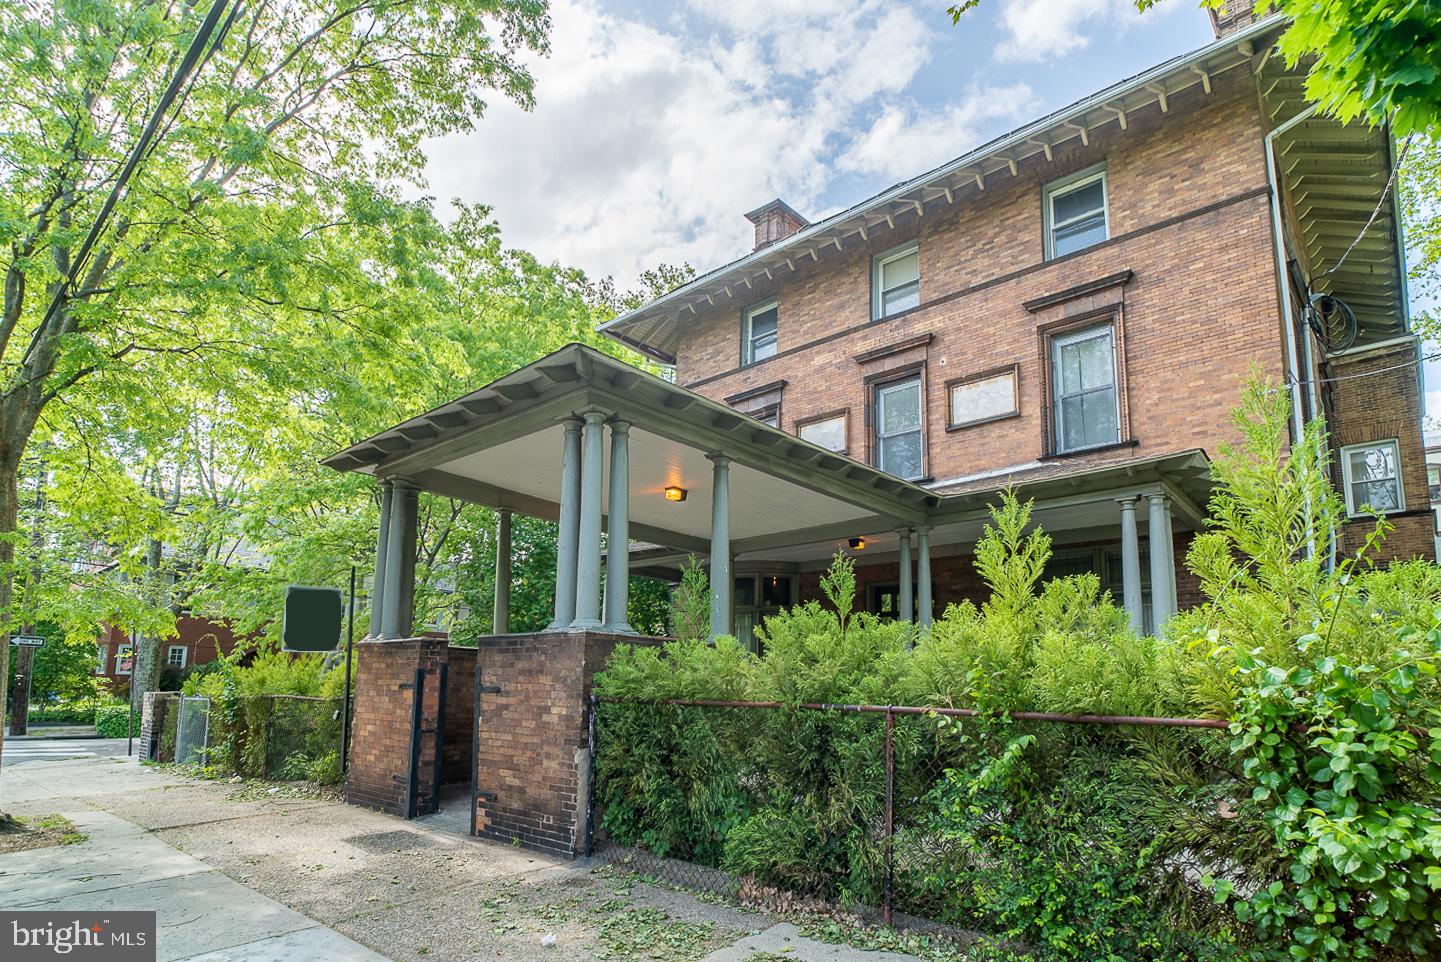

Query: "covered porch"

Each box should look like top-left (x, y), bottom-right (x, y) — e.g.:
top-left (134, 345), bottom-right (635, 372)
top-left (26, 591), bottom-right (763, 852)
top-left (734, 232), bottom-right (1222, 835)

top-left (325, 343), bottom-right (1212, 643)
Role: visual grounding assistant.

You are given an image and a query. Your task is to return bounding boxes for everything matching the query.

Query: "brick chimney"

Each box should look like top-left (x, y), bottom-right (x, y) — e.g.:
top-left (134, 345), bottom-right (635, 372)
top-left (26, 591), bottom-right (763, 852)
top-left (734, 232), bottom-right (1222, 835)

top-left (1209, 0), bottom-right (1268, 38)
top-left (745, 199), bottom-right (808, 251)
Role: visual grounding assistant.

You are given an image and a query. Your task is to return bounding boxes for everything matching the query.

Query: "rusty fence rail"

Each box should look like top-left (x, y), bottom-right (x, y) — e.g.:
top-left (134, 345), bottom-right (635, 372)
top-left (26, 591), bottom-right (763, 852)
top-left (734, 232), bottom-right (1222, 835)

top-left (588, 695), bottom-right (1232, 927)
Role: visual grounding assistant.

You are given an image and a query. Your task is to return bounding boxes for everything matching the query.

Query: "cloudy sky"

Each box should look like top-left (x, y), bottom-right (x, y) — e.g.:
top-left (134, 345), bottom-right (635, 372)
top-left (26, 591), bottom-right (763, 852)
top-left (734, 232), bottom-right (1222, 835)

top-left (419, 0), bottom-right (1436, 425)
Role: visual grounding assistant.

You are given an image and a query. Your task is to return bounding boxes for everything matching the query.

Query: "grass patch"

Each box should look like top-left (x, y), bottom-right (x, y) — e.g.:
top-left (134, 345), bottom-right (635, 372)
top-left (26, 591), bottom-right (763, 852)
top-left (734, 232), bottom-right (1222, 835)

top-left (0, 813), bottom-right (87, 854)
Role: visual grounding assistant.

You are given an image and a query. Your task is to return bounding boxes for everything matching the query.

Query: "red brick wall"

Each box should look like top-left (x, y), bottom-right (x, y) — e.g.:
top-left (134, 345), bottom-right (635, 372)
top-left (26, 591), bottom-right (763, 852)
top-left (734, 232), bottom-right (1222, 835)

top-left (472, 631), bottom-right (654, 857)
top-left (101, 615), bottom-right (243, 688)
top-left (441, 645), bottom-right (476, 785)
top-left (346, 637), bottom-right (448, 816)
top-left (671, 69), bottom-right (1280, 487)
top-left (1325, 341), bottom-right (1435, 562)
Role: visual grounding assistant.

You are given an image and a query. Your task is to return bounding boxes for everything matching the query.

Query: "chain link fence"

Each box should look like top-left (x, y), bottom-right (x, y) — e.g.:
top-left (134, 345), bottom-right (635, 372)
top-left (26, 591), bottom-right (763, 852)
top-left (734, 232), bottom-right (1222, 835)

top-left (174, 695), bottom-right (211, 765)
top-left (155, 694), bottom-right (345, 783)
top-left (591, 698), bottom-right (1243, 956)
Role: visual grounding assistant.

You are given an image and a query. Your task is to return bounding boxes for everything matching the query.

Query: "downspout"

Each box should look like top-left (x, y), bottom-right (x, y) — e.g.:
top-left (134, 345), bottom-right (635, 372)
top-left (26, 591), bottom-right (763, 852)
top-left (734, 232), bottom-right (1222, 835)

top-left (1264, 104), bottom-right (1320, 558)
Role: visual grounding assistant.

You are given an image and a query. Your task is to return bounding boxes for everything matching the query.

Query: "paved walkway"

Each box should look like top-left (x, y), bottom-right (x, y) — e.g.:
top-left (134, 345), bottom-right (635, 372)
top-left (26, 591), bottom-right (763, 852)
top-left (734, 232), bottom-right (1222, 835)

top-left (1, 742), bottom-right (925, 962)
top-left (2, 749), bottom-right (392, 962)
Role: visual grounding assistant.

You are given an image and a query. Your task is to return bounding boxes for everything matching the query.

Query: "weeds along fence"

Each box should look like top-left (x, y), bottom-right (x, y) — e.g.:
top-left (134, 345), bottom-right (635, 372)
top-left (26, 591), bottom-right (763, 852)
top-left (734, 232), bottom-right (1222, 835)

top-left (590, 697), bottom-right (1242, 958)
top-left (160, 694), bottom-right (347, 783)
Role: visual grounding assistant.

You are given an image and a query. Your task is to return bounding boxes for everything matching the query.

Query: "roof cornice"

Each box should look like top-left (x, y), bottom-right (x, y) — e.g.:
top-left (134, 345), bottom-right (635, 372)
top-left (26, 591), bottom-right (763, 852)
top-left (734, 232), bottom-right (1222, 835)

top-left (598, 15), bottom-right (1287, 363)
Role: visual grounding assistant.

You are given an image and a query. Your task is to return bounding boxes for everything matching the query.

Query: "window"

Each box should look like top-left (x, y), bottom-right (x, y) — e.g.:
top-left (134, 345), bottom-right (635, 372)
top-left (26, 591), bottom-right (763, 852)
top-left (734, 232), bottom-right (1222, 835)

top-left (798, 412), bottom-right (848, 453)
top-left (96, 644), bottom-right (108, 675)
top-left (732, 573), bottom-right (792, 655)
top-left (1045, 167), bottom-right (1108, 259)
top-left (115, 644), bottom-right (134, 676)
top-left (875, 377), bottom-right (924, 479)
top-left (752, 405), bottom-right (780, 428)
top-left (948, 366), bottom-right (1019, 429)
top-left (873, 243), bottom-right (920, 319)
top-left (742, 300), bottom-right (778, 366)
top-left (1051, 323), bottom-right (1119, 453)
top-left (166, 645), bottom-right (188, 669)
top-left (1341, 440), bottom-right (1405, 517)
top-left (1428, 463), bottom-right (1440, 503)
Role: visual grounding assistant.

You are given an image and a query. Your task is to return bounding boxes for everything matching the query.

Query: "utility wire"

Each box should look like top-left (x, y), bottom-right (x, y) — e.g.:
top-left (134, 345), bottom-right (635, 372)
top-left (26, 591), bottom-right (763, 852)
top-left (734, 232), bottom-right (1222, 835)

top-left (1314, 133), bottom-right (1414, 284)
top-left (1287, 348), bottom-right (1441, 389)
top-left (22, 0), bottom-right (233, 367)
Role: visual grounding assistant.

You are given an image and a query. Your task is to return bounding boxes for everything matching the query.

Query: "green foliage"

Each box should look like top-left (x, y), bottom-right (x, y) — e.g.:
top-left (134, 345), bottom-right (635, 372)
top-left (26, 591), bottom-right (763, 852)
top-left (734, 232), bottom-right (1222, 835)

top-left (94, 704), bottom-right (132, 738)
top-left (1209, 626), bottom-right (1441, 960)
top-left (668, 558), bottom-right (713, 644)
top-left (596, 381), bottom-right (1441, 961)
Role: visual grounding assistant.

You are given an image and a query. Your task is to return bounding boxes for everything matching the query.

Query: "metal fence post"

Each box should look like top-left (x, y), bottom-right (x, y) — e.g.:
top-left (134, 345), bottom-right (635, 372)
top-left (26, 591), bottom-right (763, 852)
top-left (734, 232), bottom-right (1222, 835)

top-left (884, 705), bottom-right (895, 928)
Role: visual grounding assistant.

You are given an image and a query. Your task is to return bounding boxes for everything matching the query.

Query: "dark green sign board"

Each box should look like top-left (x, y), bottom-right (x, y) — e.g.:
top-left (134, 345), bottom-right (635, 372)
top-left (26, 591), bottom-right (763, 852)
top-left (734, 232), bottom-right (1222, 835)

top-left (282, 585), bottom-right (344, 653)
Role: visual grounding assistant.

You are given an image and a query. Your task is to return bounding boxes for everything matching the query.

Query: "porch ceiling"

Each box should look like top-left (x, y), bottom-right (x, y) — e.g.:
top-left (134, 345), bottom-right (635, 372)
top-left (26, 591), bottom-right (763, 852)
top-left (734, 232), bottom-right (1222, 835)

top-left (323, 344), bottom-right (933, 552)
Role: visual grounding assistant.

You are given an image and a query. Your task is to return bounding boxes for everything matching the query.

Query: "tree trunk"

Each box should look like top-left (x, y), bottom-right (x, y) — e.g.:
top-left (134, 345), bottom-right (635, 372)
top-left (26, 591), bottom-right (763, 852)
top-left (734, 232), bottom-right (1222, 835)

top-left (130, 537), bottom-right (165, 711)
top-left (0, 456), bottom-right (20, 774)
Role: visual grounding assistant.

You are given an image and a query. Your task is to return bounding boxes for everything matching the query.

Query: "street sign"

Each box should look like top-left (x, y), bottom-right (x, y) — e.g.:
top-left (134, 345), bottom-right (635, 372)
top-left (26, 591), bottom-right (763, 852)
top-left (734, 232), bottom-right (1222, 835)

top-left (10, 635), bottom-right (44, 647)
top-left (282, 585), bottom-right (344, 652)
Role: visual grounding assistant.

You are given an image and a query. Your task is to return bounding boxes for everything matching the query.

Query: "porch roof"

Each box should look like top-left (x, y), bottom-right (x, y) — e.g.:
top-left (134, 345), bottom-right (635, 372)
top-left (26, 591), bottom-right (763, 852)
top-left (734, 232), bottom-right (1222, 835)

top-left (322, 344), bottom-right (938, 554)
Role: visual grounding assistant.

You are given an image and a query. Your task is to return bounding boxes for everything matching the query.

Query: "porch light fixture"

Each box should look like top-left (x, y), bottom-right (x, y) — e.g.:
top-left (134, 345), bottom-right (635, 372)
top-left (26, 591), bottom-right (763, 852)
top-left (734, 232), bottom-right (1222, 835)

top-left (664, 485), bottom-right (688, 502)
top-left (848, 537), bottom-right (866, 550)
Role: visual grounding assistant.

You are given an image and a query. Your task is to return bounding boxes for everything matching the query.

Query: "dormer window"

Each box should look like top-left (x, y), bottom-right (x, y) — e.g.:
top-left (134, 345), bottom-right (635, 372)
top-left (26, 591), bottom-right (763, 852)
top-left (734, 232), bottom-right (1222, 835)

top-left (742, 300), bottom-right (778, 366)
top-left (873, 242), bottom-right (920, 319)
top-left (1044, 166), bottom-right (1108, 259)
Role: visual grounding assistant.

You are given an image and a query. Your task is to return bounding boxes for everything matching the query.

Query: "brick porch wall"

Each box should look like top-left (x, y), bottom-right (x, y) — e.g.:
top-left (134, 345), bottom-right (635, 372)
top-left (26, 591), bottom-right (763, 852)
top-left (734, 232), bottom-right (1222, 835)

top-left (472, 631), bottom-right (654, 858)
top-left (346, 636), bottom-right (449, 817)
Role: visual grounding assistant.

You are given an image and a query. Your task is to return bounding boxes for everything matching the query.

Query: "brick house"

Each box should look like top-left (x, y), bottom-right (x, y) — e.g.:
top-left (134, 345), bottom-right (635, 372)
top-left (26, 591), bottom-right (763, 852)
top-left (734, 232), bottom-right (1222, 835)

top-left (323, 9), bottom-right (1429, 852)
top-left (97, 615), bottom-right (242, 692)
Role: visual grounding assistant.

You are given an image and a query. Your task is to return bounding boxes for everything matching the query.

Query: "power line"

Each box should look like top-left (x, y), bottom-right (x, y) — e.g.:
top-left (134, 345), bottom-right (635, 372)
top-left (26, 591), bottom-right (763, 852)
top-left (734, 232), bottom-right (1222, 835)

top-left (23, 0), bottom-right (233, 365)
top-left (1288, 348), bottom-right (1440, 389)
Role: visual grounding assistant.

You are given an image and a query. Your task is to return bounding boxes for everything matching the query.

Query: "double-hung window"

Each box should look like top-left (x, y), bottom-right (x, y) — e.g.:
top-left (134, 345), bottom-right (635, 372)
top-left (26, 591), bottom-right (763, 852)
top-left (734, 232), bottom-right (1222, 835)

top-left (873, 243), bottom-right (920, 319)
top-left (1341, 440), bottom-right (1404, 516)
top-left (875, 377), bottom-right (924, 480)
top-left (1045, 167), bottom-right (1108, 259)
top-left (1051, 323), bottom-right (1119, 453)
top-left (742, 301), bottom-right (778, 366)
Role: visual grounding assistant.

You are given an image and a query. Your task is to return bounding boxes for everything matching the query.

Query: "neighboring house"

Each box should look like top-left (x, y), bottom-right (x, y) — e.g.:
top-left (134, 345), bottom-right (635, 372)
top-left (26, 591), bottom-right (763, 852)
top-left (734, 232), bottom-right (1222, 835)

top-left (325, 6), bottom-right (1430, 650)
top-left (97, 615), bottom-right (241, 691)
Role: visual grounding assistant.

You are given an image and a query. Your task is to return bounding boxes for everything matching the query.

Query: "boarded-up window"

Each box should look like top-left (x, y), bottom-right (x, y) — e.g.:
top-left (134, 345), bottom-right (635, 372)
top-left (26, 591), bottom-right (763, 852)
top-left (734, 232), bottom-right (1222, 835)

top-left (799, 413), bottom-right (848, 453)
top-left (949, 368), bottom-right (1018, 428)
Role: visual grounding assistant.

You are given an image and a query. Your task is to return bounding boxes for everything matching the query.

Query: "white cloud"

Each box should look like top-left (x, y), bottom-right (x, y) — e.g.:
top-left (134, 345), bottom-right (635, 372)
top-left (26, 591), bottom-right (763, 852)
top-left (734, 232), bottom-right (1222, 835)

top-left (838, 85), bottom-right (1037, 182)
top-left (992, 0), bottom-right (1186, 63)
top-left (419, 0), bottom-right (1032, 287)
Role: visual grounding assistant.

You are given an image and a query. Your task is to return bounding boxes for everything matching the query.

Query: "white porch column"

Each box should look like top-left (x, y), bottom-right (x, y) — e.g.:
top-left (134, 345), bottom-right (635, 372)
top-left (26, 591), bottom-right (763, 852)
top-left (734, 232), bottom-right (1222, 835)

top-left (602, 420), bottom-right (633, 634)
top-left (1117, 497), bottom-right (1144, 635)
top-left (1147, 493), bottom-right (1178, 630)
top-left (549, 417), bottom-right (583, 630)
top-left (493, 508), bottom-right (511, 635)
top-left (708, 454), bottom-right (732, 639)
top-left (897, 528), bottom-right (914, 623)
top-left (572, 411), bottom-right (608, 630)
top-left (368, 478), bottom-right (393, 638)
top-left (380, 479), bottom-right (418, 639)
top-left (916, 526), bottom-right (933, 631)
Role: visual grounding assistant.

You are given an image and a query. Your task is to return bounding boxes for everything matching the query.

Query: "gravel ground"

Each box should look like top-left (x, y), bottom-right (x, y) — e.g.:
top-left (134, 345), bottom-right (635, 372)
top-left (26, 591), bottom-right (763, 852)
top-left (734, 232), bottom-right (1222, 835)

top-left (23, 759), bottom-right (774, 962)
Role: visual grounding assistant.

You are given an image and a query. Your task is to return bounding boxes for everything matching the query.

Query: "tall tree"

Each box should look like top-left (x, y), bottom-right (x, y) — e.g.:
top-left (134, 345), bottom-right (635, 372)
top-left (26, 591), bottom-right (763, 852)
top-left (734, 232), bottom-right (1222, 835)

top-left (0, 0), bottom-right (549, 768)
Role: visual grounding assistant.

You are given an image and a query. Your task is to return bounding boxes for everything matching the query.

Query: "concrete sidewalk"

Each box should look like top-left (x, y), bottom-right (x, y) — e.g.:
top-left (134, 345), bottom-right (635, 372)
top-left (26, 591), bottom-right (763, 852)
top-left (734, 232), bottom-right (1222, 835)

top-left (1, 752), bottom-right (929, 962)
top-left (1, 764), bottom-right (392, 962)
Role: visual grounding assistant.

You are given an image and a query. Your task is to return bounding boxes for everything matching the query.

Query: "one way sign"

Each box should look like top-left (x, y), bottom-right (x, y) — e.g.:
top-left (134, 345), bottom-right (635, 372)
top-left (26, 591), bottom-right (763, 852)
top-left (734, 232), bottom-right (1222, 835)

top-left (9, 635), bottom-right (44, 647)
